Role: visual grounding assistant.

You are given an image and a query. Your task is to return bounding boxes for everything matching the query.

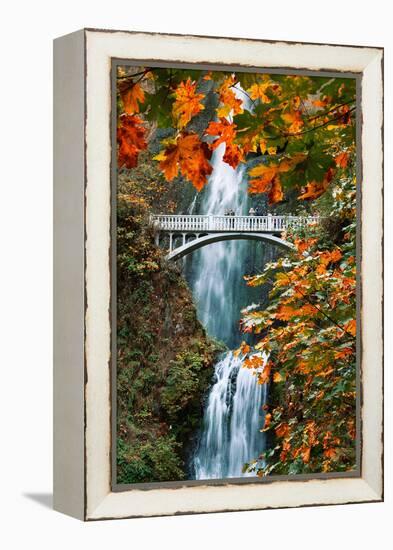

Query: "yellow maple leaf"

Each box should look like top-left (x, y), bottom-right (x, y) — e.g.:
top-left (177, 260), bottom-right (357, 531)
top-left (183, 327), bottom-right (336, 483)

top-left (259, 139), bottom-right (267, 154)
top-left (281, 110), bottom-right (304, 134)
top-left (248, 82), bottom-right (271, 103)
top-left (247, 77), bottom-right (280, 103)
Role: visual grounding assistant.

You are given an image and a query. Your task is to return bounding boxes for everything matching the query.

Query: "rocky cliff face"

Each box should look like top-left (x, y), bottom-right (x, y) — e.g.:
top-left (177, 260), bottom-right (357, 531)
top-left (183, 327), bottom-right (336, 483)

top-left (116, 192), bottom-right (223, 484)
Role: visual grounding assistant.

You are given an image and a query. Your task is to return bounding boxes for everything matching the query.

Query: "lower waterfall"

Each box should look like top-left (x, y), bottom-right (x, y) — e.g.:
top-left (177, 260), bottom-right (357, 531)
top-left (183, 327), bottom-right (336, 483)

top-left (193, 351), bottom-right (268, 479)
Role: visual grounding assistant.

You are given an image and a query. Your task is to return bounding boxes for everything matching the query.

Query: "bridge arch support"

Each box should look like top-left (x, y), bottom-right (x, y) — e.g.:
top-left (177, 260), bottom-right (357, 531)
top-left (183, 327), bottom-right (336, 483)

top-left (166, 232), bottom-right (294, 261)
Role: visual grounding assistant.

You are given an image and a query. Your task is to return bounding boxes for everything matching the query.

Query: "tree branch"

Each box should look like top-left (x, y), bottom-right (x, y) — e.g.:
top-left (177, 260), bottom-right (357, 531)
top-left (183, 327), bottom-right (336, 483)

top-left (279, 107), bottom-right (356, 138)
top-left (306, 99), bottom-right (356, 122)
top-left (266, 271), bottom-right (356, 341)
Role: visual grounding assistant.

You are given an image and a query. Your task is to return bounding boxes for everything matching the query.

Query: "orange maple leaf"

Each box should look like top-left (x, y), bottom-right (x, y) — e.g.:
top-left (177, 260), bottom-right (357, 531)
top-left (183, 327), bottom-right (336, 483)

top-left (334, 151), bottom-right (349, 168)
top-left (334, 347), bottom-right (353, 360)
top-left (249, 154), bottom-right (306, 204)
top-left (243, 354), bottom-right (264, 370)
top-left (316, 248), bottom-right (343, 274)
top-left (248, 167), bottom-right (284, 205)
top-left (217, 74), bottom-right (243, 118)
top-left (240, 341), bottom-right (251, 355)
top-left (120, 82), bottom-right (145, 115)
top-left (312, 96), bottom-right (330, 108)
top-left (269, 176), bottom-right (284, 204)
top-left (298, 167), bottom-right (336, 200)
top-left (280, 438), bottom-right (291, 461)
top-left (344, 319), bottom-right (356, 337)
top-left (234, 341), bottom-right (251, 357)
top-left (205, 118), bottom-right (244, 169)
top-left (301, 447), bottom-right (311, 463)
top-left (258, 362), bottom-right (271, 384)
top-left (117, 114), bottom-right (147, 169)
top-left (323, 448), bottom-right (338, 459)
top-left (248, 164), bottom-right (278, 191)
top-left (261, 413), bottom-right (272, 431)
top-left (172, 78), bottom-right (205, 129)
top-left (275, 303), bottom-right (316, 321)
top-left (294, 237), bottom-right (318, 254)
top-left (155, 132), bottom-right (212, 191)
top-left (275, 422), bottom-right (290, 439)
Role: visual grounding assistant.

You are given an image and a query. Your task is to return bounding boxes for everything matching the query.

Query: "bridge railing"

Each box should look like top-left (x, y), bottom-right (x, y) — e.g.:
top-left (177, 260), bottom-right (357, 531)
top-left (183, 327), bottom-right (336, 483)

top-left (150, 214), bottom-right (320, 233)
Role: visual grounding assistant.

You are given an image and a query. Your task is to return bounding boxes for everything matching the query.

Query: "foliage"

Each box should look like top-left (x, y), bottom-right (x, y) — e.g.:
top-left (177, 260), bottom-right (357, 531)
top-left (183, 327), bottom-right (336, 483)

top-left (116, 65), bottom-right (358, 478)
top-left (161, 352), bottom-right (209, 418)
top-left (117, 436), bottom-right (184, 484)
top-left (239, 162), bottom-right (357, 475)
top-left (117, 66), bottom-right (356, 208)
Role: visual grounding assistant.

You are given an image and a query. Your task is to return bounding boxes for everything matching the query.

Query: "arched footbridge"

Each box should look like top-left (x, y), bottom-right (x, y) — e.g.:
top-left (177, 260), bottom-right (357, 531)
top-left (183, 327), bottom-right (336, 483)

top-left (150, 214), bottom-right (320, 261)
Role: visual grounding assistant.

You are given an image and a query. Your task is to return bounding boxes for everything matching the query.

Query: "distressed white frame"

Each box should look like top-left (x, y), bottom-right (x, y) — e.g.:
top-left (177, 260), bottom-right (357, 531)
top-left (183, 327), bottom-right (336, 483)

top-left (54, 29), bottom-right (383, 521)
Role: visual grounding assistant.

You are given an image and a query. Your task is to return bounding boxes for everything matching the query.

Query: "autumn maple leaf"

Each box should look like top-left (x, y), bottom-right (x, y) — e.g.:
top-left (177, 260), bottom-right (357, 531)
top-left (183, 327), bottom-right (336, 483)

top-left (269, 176), bottom-right (284, 204)
top-left (275, 422), bottom-right (290, 439)
top-left (117, 114), bottom-right (147, 169)
top-left (334, 151), bottom-right (349, 168)
top-left (257, 362), bottom-right (271, 384)
top-left (298, 167), bottom-right (336, 200)
top-left (234, 341), bottom-right (251, 357)
top-left (281, 109), bottom-right (304, 134)
top-left (273, 371), bottom-right (284, 382)
top-left (247, 77), bottom-right (279, 104)
top-left (248, 166), bottom-right (283, 205)
top-left (344, 319), bottom-right (356, 337)
top-left (172, 78), bottom-right (205, 129)
top-left (275, 303), bottom-right (316, 321)
top-left (120, 82), bottom-right (145, 115)
top-left (243, 354), bottom-right (264, 370)
top-left (155, 132), bottom-right (212, 191)
top-left (205, 118), bottom-right (244, 169)
top-left (248, 154), bottom-right (306, 204)
top-left (294, 237), bottom-right (318, 254)
top-left (217, 74), bottom-right (243, 118)
top-left (261, 413), bottom-right (272, 431)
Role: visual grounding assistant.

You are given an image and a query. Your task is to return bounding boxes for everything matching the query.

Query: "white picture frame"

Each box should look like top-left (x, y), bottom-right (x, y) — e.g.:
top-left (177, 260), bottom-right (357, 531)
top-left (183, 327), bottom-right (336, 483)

top-left (53, 28), bottom-right (383, 521)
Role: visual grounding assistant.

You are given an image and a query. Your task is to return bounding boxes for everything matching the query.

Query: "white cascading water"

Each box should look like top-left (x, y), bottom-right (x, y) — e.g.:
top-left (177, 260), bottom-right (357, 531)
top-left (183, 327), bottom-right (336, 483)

top-left (193, 351), bottom-right (268, 479)
top-left (191, 142), bottom-right (250, 346)
top-left (186, 84), bottom-right (268, 479)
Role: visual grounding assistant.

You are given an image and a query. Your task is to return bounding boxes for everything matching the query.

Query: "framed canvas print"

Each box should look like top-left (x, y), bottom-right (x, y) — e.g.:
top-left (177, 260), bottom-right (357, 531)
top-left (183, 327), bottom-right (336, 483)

top-left (53, 29), bottom-right (383, 520)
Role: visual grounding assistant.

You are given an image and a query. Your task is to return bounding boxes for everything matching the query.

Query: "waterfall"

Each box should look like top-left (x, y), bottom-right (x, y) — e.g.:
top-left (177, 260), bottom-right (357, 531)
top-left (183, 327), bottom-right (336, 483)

top-left (193, 351), bottom-right (268, 480)
top-left (182, 83), bottom-right (271, 479)
top-left (190, 143), bottom-right (250, 347)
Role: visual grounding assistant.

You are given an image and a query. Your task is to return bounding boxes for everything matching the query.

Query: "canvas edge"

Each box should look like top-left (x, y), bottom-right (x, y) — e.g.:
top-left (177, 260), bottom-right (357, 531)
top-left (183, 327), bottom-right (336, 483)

top-left (80, 29), bottom-right (383, 520)
top-left (53, 29), bottom-right (86, 520)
